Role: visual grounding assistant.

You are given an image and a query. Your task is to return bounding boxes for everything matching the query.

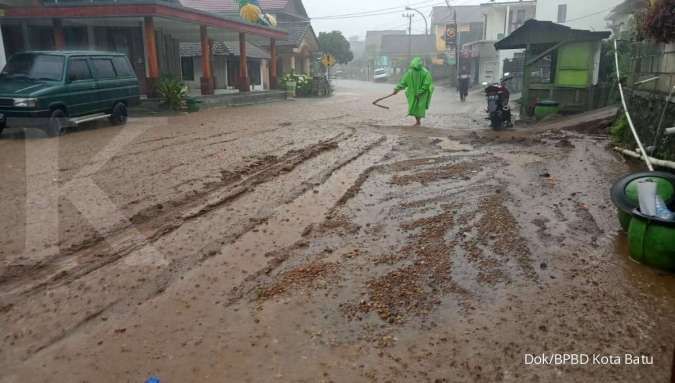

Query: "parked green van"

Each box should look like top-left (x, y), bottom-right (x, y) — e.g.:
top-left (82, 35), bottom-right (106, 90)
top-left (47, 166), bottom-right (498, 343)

top-left (0, 51), bottom-right (140, 137)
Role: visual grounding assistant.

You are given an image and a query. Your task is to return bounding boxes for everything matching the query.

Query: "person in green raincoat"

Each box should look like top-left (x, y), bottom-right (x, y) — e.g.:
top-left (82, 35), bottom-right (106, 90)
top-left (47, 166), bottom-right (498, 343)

top-left (394, 57), bottom-right (434, 126)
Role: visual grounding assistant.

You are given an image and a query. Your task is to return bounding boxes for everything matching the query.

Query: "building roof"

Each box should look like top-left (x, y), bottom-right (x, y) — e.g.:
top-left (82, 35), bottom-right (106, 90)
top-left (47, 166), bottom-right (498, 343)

top-left (180, 41), bottom-right (270, 59)
top-left (276, 21), bottom-right (314, 47)
top-left (227, 41), bottom-right (271, 58)
top-left (5, 1), bottom-right (288, 40)
top-left (495, 20), bottom-right (611, 50)
top-left (380, 34), bottom-right (437, 57)
top-left (365, 30), bottom-right (407, 54)
top-left (179, 0), bottom-right (298, 15)
top-left (431, 5), bottom-right (483, 25)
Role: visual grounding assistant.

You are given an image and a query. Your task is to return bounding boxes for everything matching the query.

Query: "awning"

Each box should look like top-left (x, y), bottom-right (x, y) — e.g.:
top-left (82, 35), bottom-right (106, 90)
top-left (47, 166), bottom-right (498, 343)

top-left (494, 19), bottom-right (610, 50)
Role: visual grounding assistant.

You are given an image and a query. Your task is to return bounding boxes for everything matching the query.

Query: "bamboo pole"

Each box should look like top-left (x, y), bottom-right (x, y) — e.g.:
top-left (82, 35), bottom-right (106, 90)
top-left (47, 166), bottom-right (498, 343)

top-left (613, 147), bottom-right (675, 170)
top-left (613, 40), bottom-right (654, 171)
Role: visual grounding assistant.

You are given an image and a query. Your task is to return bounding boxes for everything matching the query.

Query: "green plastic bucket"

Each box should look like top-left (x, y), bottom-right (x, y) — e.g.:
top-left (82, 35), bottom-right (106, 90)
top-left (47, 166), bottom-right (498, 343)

top-left (534, 100), bottom-right (560, 120)
top-left (628, 215), bottom-right (675, 272)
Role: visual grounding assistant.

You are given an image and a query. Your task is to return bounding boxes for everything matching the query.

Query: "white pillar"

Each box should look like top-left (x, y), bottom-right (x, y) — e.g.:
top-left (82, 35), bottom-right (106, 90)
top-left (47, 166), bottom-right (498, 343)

top-left (290, 55), bottom-right (295, 71)
top-left (0, 24), bottom-right (6, 69)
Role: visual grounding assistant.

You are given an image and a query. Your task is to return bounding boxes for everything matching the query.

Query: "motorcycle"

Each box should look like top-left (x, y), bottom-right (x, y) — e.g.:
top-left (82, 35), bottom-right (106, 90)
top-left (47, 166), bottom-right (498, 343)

top-left (482, 73), bottom-right (514, 130)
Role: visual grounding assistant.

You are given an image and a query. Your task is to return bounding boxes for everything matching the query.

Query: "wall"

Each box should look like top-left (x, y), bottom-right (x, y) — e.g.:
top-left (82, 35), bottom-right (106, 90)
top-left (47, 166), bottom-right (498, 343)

top-left (535, 0), bottom-right (622, 32)
top-left (483, 4), bottom-right (535, 41)
top-left (484, 7), bottom-right (507, 41)
top-left (184, 55), bottom-right (230, 91)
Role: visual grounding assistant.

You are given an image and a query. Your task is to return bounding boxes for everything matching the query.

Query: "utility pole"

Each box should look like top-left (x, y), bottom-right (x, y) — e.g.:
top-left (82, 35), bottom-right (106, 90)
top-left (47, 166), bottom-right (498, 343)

top-left (403, 12), bottom-right (414, 61)
top-left (405, 6), bottom-right (428, 35)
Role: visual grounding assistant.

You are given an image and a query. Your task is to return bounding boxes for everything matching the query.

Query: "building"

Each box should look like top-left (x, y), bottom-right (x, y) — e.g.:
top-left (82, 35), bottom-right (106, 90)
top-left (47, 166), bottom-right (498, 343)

top-left (482, 0), bottom-right (536, 83)
top-left (430, 5), bottom-right (484, 55)
top-left (180, 41), bottom-right (271, 93)
top-left (430, 5), bottom-right (484, 82)
top-left (495, 19), bottom-right (611, 115)
top-left (379, 34), bottom-right (438, 80)
top-left (535, 0), bottom-right (625, 31)
top-left (194, 0), bottom-right (320, 76)
top-left (362, 30), bottom-right (406, 80)
top-left (0, 0), bottom-right (287, 96)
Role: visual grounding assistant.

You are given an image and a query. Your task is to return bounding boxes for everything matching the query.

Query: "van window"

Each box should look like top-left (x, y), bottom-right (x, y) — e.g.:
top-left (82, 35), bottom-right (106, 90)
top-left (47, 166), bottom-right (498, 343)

top-left (2, 53), bottom-right (64, 81)
top-left (67, 58), bottom-right (92, 82)
top-left (92, 58), bottom-right (116, 79)
top-left (112, 57), bottom-right (134, 77)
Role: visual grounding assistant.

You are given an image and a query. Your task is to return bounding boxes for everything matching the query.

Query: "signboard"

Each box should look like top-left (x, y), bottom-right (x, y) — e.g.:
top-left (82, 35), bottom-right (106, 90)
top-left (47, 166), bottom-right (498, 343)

top-left (321, 54), bottom-right (336, 67)
top-left (445, 23), bottom-right (458, 66)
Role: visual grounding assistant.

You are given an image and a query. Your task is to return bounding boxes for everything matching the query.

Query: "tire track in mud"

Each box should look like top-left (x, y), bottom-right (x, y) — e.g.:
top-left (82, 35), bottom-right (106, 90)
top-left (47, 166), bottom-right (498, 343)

top-left (0, 132), bottom-right (390, 368)
top-left (0, 133), bottom-right (350, 298)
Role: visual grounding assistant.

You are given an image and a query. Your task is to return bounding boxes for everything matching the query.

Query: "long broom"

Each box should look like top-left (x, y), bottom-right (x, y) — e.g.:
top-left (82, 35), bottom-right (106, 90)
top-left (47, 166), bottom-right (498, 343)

top-left (372, 92), bottom-right (396, 109)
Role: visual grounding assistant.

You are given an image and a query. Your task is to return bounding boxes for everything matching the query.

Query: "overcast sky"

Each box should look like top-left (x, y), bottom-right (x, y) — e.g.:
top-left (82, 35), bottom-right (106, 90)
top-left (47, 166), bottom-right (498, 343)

top-left (302, 0), bottom-right (485, 39)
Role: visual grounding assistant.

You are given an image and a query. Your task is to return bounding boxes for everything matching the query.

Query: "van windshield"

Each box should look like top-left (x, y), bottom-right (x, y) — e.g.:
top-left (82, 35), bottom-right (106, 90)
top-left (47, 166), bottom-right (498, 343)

top-left (1, 54), bottom-right (65, 81)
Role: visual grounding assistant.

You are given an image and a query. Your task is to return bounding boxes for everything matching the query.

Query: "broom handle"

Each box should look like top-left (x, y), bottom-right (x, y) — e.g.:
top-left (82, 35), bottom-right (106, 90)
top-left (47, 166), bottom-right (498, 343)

top-left (373, 92), bottom-right (397, 104)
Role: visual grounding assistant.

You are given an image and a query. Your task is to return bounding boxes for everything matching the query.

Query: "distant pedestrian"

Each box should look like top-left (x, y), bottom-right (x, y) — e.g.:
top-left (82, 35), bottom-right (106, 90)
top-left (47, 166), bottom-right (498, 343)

top-left (394, 57), bottom-right (434, 127)
top-left (458, 65), bottom-right (470, 102)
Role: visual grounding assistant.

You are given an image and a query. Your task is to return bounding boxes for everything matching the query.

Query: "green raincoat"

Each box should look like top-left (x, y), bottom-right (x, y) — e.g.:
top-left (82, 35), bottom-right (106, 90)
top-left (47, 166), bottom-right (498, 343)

top-left (395, 57), bottom-right (434, 118)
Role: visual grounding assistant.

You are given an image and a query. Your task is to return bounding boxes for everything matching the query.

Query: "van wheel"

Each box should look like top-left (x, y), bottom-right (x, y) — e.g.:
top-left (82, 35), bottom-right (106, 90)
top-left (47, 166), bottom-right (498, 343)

top-left (47, 109), bottom-right (67, 137)
top-left (110, 102), bottom-right (128, 126)
top-left (0, 122), bottom-right (5, 138)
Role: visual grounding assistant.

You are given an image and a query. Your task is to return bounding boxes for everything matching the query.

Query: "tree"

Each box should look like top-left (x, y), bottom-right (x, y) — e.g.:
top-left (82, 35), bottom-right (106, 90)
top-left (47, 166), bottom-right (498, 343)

top-left (318, 31), bottom-right (354, 65)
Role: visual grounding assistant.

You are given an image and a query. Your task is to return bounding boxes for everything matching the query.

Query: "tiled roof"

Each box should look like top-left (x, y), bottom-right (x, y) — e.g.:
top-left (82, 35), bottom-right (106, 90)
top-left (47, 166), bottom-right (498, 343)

top-left (180, 41), bottom-right (271, 59)
top-left (276, 21), bottom-right (311, 46)
top-left (180, 41), bottom-right (231, 56)
top-left (178, 0), bottom-right (289, 14)
top-left (227, 41), bottom-right (271, 59)
top-left (380, 34), bottom-right (437, 57)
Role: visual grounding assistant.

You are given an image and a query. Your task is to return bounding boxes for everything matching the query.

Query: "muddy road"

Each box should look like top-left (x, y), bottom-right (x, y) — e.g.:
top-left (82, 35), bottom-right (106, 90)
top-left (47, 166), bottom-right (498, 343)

top-left (1, 80), bottom-right (674, 382)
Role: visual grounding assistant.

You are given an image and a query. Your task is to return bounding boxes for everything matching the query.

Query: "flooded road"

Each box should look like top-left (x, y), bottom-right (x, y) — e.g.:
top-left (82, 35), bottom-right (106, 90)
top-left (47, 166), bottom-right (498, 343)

top-left (0, 80), bottom-right (673, 382)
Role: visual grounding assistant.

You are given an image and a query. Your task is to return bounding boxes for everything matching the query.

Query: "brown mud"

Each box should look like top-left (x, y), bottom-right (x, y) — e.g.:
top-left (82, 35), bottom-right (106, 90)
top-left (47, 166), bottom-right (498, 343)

top-left (0, 81), bottom-right (673, 382)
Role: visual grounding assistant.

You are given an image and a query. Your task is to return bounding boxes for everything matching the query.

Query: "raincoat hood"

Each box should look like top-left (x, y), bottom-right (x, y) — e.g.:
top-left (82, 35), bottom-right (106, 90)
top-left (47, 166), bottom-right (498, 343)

top-left (410, 57), bottom-right (424, 71)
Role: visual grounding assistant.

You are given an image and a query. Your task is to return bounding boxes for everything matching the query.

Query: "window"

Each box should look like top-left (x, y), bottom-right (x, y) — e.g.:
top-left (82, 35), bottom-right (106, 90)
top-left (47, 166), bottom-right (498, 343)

top-left (2, 54), bottom-right (64, 81)
top-left (557, 4), bottom-right (567, 23)
top-left (516, 9), bottom-right (526, 23)
top-left (181, 57), bottom-right (194, 81)
top-left (112, 57), bottom-right (134, 77)
top-left (92, 58), bottom-right (116, 79)
top-left (67, 58), bottom-right (92, 82)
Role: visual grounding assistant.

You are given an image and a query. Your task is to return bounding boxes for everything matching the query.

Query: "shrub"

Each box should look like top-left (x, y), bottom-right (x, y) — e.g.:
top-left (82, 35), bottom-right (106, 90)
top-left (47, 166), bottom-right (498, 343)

top-left (280, 72), bottom-right (314, 97)
top-left (610, 113), bottom-right (630, 144)
top-left (158, 75), bottom-right (188, 111)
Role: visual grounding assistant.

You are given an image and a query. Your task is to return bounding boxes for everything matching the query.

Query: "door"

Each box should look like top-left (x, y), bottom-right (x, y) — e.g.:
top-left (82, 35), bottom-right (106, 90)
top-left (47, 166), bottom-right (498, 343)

top-left (90, 57), bottom-right (118, 112)
top-left (65, 57), bottom-right (98, 116)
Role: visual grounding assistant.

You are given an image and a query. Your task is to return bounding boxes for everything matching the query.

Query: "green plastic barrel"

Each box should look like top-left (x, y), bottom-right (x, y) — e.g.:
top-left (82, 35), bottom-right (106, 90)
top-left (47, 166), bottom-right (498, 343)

top-left (628, 216), bottom-right (675, 272)
top-left (534, 100), bottom-right (560, 120)
top-left (612, 173), bottom-right (675, 232)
